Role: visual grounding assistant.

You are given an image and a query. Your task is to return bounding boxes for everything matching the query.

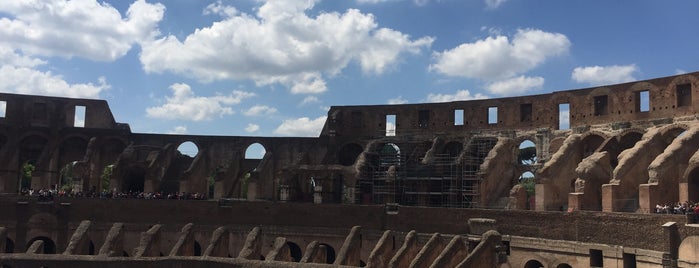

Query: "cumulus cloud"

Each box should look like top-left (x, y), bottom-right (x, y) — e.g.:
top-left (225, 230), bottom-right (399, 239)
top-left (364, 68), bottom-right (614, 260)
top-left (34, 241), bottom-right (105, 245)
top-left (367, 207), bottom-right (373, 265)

top-left (430, 29), bottom-right (570, 81)
top-left (0, 0), bottom-right (164, 61)
top-left (203, 0), bottom-right (238, 17)
top-left (140, 0), bottom-right (433, 94)
top-left (425, 90), bottom-right (488, 103)
top-left (0, 65), bottom-right (109, 98)
top-left (571, 65), bottom-right (638, 86)
top-left (388, 96), bottom-right (408, 104)
top-left (168, 126), bottom-right (188, 134)
top-left (245, 123), bottom-right (260, 133)
top-left (146, 83), bottom-right (255, 121)
top-left (486, 76), bottom-right (544, 96)
top-left (244, 105), bottom-right (278, 116)
top-left (274, 116), bottom-right (327, 137)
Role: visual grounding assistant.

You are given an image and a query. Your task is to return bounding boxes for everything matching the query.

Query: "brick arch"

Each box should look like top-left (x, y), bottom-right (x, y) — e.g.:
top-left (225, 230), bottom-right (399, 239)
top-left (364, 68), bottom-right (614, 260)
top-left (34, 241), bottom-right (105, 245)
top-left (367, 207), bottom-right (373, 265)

top-left (659, 123), bottom-right (690, 139)
top-left (338, 142), bottom-right (364, 166)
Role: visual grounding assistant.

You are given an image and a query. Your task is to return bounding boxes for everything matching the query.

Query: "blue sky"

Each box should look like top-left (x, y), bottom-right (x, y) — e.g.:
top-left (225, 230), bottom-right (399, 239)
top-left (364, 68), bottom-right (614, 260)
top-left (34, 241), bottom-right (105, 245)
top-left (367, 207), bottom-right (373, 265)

top-left (0, 0), bottom-right (698, 139)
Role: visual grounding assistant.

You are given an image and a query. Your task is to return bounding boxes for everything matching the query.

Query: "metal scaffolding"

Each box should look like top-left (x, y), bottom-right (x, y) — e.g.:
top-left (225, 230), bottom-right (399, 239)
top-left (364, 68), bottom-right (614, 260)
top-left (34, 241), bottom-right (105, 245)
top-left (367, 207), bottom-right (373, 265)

top-left (357, 137), bottom-right (497, 208)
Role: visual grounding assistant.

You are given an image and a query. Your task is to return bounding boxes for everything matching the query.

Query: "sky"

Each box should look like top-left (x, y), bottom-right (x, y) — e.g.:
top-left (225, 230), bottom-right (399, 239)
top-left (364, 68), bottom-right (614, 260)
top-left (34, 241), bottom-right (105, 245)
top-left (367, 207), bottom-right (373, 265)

top-left (1, 0), bottom-right (698, 142)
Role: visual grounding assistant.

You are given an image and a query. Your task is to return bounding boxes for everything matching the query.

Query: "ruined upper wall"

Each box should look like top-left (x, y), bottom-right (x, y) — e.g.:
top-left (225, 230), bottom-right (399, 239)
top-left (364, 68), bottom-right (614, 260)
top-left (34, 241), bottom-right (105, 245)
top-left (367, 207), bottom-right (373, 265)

top-left (322, 72), bottom-right (699, 137)
top-left (0, 93), bottom-right (124, 130)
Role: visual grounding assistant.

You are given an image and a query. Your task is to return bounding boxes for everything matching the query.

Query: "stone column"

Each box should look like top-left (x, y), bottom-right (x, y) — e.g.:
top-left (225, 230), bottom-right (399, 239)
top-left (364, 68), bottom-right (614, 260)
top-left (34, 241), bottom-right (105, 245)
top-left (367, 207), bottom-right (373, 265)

top-left (314, 185), bottom-right (323, 204)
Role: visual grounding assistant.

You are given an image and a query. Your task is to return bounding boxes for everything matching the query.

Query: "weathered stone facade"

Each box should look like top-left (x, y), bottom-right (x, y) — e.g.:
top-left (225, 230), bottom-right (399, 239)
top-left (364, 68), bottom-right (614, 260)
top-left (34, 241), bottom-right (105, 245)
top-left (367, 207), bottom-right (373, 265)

top-left (2, 72), bottom-right (699, 267)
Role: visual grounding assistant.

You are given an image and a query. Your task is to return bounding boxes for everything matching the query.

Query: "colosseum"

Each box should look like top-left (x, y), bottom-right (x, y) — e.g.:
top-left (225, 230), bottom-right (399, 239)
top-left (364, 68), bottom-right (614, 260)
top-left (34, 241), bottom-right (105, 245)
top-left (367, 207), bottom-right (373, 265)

top-left (2, 72), bottom-right (699, 267)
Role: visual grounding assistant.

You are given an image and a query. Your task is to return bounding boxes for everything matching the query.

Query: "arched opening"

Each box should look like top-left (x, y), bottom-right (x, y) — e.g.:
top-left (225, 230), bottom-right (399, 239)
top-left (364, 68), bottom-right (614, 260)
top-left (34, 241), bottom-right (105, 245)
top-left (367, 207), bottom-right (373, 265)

top-left (443, 141), bottom-right (463, 158)
top-left (19, 135), bottom-right (48, 191)
top-left (245, 143), bottom-right (266, 159)
top-left (177, 141), bottom-right (199, 157)
top-left (193, 240), bottom-right (202, 256)
top-left (5, 237), bottom-right (14, 253)
top-left (338, 143), bottom-right (363, 166)
top-left (524, 259), bottom-right (544, 268)
top-left (379, 143), bottom-right (401, 166)
top-left (518, 140), bottom-right (537, 165)
top-left (123, 166), bottom-right (146, 193)
top-left (518, 171), bottom-right (536, 210)
top-left (58, 137), bottom-right (88, 188)
top-left (582, 134), bottom-right (605, 158)
top-left (27, 236), bottom-right (56, 254)
top-left (556, 264), bottom-right (572, 268)
top-left (88, 240), bottom-right (95, 255)
top-left (688, 167), bottom-right (699, 202)
top-left (286, 241), bottom-right (302, 262)
top-left (319, 243), bottom-right (336, 264)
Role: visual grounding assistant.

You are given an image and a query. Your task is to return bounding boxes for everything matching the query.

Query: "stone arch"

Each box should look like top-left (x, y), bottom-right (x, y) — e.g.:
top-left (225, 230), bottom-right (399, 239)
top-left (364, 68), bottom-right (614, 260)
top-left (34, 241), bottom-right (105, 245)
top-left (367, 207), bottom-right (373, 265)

top-left (442, 141), bottom-right (463, 157)
top-left (286, 241), bottom-right (302, 262)
top-left (245, 142), bottom-right (267, 160)
top-left (338, 142), bottom-right (363, 166)
top-left (122, 165), bottom-right (146, 193)
top-left (581, 132), bottom-right (607, 158)
top-left (518, 139), bottom-right (537, 166)
top-left (660, 124), bottom-right (690, 144)
top-left (555, 263), bottom-right (572, 268)
top-left (19, 134), bottom-right (49, 190)
top-left (524, 259), bottom-right (545, 268)
top-left (679, 235), bottom-right (699, 263)
top-left (617, 129), bottom-right (644, 149)
top-left (684, 166), bottom-right (699, 202)
top-left (318, 243), bottom-right (336, 264)
top-left (176, 140), bottom-right (199, 158)
top-left (58, 136), bottom-right (89, 190)
top-left (26, 236), bottom-right (56, 254)
top-left (379, 143), bottom-right (401, 167)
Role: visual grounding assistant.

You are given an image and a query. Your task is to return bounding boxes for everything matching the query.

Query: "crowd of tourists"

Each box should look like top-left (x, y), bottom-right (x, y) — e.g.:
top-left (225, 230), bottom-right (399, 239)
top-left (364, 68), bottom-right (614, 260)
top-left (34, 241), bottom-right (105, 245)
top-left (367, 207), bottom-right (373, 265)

top-left (19, 187), bottom-right (207, 201)
top-left (654, 201), bottom-right (699, 215)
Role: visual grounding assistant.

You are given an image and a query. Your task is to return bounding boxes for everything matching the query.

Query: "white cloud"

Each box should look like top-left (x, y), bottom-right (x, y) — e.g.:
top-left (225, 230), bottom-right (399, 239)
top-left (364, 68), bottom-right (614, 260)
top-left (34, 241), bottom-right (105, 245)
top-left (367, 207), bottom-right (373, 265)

top-left (676, 69), bottom-right (687, 75)
top-left (0, 65), bottom-right (109, 98)
top-left (430, 29), bottom-right (570, 81)
top-left (168, 126), bottom-right (188, 134)
top-left (146, 83), bottom-right (255, 121)
top-left (0, 0), bottom-right (164, 61)
top-left (245, 123), bottom-right (260, 133)
top-left (425, 90), bottom-right (488, 103)
top-left (559, 109), bottom-right (570, 129)
top-left (301, 96), bottom-right (320, 106)
top-left (140, 0), bottom-right (433, 93)
top-left (571, 65), bottom-right (638, 86)
top-left (485, 0), bottom-right (507, 9)
top-left (203, 0), bottom-right (238, 17)
top-left (274, 116), bottom-right (327, 137)
top-left (388, 96), bottom-right (408, 104)
top-left (486, 76), bottom-right (544, 96)
top-left (244, 105), bottom-right (278, 116)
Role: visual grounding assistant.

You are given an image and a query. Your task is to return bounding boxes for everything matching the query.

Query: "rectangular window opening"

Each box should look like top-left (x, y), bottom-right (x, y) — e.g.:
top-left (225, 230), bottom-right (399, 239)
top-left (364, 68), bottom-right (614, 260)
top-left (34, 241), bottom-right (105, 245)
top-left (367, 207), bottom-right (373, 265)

top-left (454, 109), bottom-right (464, 126)
top-left (590, 249), bottom-right (603, 267)
top-left (386, 114), bottom-right (396, 136)
top-left (0, 100), bottom-right (6, 118)
top-left (74, 105), bottom-right (86, 127)
top-left (520, 103), bottom-right (532, 122)
top-left (488, 107), bottom-right (497, 125)
top-left (636, 90), bottom-right (650, 112)
top-left (677, 83), bottom-right (692, 107)
top-left (418, 110), bottom-right (429, 128)
top-left (623, 253), bottom-right (636, 268)
top-left (594, 95), bottom-right (609, 116)
top-left (558, 103), bottom-right (570, 130)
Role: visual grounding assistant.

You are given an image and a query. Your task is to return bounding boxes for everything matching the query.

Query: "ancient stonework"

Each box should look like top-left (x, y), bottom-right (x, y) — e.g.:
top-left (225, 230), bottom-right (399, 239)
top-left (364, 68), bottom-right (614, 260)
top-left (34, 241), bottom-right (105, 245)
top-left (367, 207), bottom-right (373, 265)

top-left (2, 72), bottom-right (699, 267)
